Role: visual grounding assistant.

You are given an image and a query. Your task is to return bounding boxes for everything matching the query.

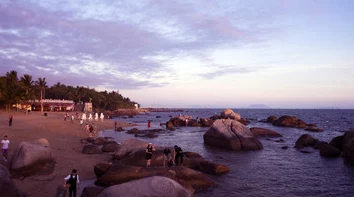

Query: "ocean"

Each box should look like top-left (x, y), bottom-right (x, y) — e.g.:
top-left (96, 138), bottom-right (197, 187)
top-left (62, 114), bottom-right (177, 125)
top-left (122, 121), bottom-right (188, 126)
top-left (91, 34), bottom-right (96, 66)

top-left (104, 109), bottom-right (354, 197)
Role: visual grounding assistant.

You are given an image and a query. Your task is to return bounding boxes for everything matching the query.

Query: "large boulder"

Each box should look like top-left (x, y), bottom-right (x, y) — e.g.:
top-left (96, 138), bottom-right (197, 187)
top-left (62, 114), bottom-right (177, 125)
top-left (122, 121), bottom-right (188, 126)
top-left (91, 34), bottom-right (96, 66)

top-left (94, 162), bottom-right (113, 178)
top-left (10, 141), bottom-right (55, 177)
top-left (81, 187), bottom-right (104, 197)
top-left (113, 138), bottom-right (149, 159)
top-left (342, 130), bottom-right (354, 165)
top-left (203, 119), bottom-right (263, 151)
top-left (97, 176), bottom-right (190, 197)
top-left (96, 163), bottom-right (215, 194)
top-left (0, 165), bottom-right (23, 197)
top-left (319, 144), bottom-right (341, 158)
top-left (250, 127), bottom-right (283, 137)
top-left (273, 116), bottom-right (307, 128)
top-left (82, 145), bottom-right (103, 154)
top-left (220, 109), bottom-right (241, 120)
top-left (295, 134), bottom-right (316, 149)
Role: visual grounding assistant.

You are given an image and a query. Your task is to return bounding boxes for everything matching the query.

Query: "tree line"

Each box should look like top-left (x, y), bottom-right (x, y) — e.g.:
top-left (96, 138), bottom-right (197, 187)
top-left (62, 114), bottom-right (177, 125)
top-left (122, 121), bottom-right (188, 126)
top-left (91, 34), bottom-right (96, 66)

top-left (0, 70), bottom-right (137, 112)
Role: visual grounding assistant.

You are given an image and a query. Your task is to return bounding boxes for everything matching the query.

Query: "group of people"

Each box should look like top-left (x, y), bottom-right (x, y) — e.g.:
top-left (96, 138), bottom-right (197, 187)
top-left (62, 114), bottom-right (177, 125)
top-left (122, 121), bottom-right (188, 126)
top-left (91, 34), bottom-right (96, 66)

top-left (145, 143), bottom-right (184, 168)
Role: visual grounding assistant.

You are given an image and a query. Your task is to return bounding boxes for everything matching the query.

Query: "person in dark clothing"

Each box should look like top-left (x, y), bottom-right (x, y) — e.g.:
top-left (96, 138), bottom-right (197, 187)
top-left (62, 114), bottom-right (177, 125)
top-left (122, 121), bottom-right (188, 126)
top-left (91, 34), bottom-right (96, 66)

top-left (145, 143), bottom-right (155, 167)
top-left (64, 169), bottom-right (80, 197)
top-left (163, 148), bottom-right (173, 167)
top-left (174, 145), bottom-right (184, 166)
top-left (9, 115), bottom-right (13, 126)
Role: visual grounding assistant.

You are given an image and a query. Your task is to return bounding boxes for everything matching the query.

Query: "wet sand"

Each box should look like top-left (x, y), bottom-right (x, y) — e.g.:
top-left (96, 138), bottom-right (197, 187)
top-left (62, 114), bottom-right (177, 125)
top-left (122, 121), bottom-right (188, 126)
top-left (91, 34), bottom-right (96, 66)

top-left (0, 110), bottom-right (132, 197)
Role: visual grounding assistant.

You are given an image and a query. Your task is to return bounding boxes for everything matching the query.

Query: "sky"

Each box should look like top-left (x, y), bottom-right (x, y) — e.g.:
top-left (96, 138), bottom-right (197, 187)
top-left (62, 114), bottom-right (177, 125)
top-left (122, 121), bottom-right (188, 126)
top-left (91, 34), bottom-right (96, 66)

top-left (0, 0), bottom-right (353, 109)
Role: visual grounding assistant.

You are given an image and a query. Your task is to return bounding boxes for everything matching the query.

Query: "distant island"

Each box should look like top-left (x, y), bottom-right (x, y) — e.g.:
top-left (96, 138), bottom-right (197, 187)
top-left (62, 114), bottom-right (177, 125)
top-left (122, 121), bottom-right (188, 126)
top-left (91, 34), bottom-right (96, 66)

top-left (247, 104), bottom-right (270, 109)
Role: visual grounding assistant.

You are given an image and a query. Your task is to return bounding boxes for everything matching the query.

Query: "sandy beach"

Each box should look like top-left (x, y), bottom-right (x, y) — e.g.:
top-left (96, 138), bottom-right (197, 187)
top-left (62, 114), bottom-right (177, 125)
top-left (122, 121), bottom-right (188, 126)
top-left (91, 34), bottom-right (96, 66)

top-left (0, 110), bottom-right (132, 197)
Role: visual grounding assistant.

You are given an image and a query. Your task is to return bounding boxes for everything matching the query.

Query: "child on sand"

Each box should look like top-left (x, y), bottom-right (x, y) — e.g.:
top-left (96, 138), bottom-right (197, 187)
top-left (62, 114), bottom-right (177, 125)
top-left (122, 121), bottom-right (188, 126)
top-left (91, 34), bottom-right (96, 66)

top-left (1, 135), bottom-right (10, 162)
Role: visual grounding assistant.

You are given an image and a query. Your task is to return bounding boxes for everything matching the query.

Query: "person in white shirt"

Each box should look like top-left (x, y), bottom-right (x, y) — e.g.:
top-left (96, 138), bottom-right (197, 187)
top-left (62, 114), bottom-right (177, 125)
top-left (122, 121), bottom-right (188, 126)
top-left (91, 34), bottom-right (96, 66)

top-left (64, 169), bottom-right (80, 197)
top-left (1, 135), bottom-right (10, 162)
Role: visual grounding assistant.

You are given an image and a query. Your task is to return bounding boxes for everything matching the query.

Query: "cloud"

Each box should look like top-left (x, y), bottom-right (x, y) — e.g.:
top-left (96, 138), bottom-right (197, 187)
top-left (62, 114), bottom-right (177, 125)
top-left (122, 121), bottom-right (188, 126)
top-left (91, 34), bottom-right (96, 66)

top-left (198, 65), bottom-right (254, 79)
top-left (0, 0), bottom-right (282, 89)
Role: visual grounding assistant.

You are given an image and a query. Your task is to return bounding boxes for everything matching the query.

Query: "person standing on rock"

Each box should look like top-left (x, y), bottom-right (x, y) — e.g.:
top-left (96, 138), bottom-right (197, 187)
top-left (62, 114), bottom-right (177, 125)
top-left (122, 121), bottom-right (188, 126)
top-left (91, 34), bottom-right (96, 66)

top-left (145, 143), bottom-right (155, 167)
top-left (174, 145), bottom-right (184, 166)
top-left (1, 135), bottom-right (10, 162)
top-left (64, 169), bottom-right (80, 197)
top-left (163, 148), bottom-right (172, 167)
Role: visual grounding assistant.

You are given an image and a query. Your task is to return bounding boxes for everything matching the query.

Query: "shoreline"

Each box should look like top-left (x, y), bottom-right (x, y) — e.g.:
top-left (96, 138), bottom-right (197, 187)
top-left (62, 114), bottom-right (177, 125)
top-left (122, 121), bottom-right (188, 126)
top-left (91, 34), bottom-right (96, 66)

top-left (0, 110), bottom-right (131, 197)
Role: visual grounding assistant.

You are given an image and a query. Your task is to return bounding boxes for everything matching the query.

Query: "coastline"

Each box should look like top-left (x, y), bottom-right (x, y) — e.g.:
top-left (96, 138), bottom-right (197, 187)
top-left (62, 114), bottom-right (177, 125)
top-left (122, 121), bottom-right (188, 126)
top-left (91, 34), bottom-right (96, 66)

top-left (0, 110), bottom-right (132, 197)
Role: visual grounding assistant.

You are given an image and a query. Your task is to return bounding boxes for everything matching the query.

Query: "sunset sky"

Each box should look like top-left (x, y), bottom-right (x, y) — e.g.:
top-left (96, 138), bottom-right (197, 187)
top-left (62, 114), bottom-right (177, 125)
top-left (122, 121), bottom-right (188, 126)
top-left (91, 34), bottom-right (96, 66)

top-left (0, 0), bottom-right (353, 108)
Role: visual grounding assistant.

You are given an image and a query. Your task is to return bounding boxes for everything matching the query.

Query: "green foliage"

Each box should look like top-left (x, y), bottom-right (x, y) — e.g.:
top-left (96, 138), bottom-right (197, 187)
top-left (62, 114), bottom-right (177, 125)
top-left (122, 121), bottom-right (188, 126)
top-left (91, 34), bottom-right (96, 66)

top-left (0, 70), bottom-right (138, 111)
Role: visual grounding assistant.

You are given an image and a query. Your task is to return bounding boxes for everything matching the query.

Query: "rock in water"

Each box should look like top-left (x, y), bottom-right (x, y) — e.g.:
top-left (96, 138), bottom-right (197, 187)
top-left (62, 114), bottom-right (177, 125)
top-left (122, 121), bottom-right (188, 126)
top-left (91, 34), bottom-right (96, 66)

top-left (203, 119), bottom-right (263, 151)
top-left (10, 141), bottom-right (55, 177)
top-left (97, 176), bottom-right (190, 197)
top-left (220, 109), bottom-right (241, 120)
top-left (342, 130), bottom-right (354, 165)
top-left (295, 134), bottom-right (316, 149)
top-left (250, 127), bottom-right (283, 137)
top-left (319, 144), bottom-right (341, 158)
top-left (273, 116), bottom-right (307, 128)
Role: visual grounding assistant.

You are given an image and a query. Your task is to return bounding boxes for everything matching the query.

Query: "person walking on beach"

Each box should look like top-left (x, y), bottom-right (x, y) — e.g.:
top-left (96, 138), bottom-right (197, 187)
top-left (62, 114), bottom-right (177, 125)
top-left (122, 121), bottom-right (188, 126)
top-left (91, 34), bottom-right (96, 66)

top-left (8, 115), bottom-right (13, 126)
top-left (64, 169), bottom-right (80, 197)
top-left (147, 120), bottom-right (151, 128)
top-left (163, 148), bottom-right (173, 167)
top-left (145, 143), bottom-right (155, 167)
top-left (1, 135), bottom-right (10, 162)
top-left (174, 145), bottom-right (184, 166)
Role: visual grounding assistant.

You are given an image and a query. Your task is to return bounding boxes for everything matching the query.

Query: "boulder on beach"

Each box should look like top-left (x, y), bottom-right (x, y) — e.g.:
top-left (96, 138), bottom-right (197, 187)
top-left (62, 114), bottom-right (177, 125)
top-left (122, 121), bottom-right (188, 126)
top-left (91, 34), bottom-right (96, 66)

top-left (94, 162), bottom-right (113, 178)
top-left (93, 137), bottom-right (107, 146)
top-left (96, 163), bottom-right (215, 195)
top-left (295, 134), bottom-right (316, 149)
top-left (273, 116), bottom-right (307, 128)
top-left (81, 187), bottom-right (104, 197)
top-left (97, 176), bottom-right (190, 197)
top-left (113, 138), bottom-right (149, 159)
top-left (220, 109), bottom-right (241, 120)
top-left (10, 141), bottom-right (55, 177)
top-left (82, 145), bottom-right (103, 154)
top-left (203, 119), bottom-right (263, 151)
top-left (101, 142), bottom-right (119, 152)
top-left (250, 127), bottom-right (283, 137)
top-left (0, 165), bottom-right (23, 197)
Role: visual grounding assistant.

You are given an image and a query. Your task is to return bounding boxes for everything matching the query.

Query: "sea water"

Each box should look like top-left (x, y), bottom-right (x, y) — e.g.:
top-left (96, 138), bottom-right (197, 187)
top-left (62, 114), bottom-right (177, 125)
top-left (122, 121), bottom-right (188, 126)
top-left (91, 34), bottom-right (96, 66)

top-left (104, 109), bottom-right (354, 197)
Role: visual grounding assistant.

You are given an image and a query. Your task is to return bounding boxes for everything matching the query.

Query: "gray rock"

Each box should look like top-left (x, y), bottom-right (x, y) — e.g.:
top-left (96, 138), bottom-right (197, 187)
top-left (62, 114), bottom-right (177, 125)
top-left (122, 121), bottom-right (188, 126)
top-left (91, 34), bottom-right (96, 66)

top-left (203, 119), bottom-right (263, 151)
top-left (10, 141), bottom-right (55, 177)
top-left (97, 176), bottom-right (190, 197)
top-left (220, 109), bottom-right (241, 120)
top-left (0, 165), bottom-right (23, 197)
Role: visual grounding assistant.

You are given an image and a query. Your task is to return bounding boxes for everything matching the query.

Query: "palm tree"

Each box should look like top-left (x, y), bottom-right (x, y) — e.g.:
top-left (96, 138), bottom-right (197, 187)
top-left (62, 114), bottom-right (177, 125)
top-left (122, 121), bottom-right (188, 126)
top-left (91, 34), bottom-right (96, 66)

top-left (35, 77), bottom-right (47, 114)
top-left (20, 74), bottom-right (34, 113)
top-left (5, 70), bottom-right (20, 111)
